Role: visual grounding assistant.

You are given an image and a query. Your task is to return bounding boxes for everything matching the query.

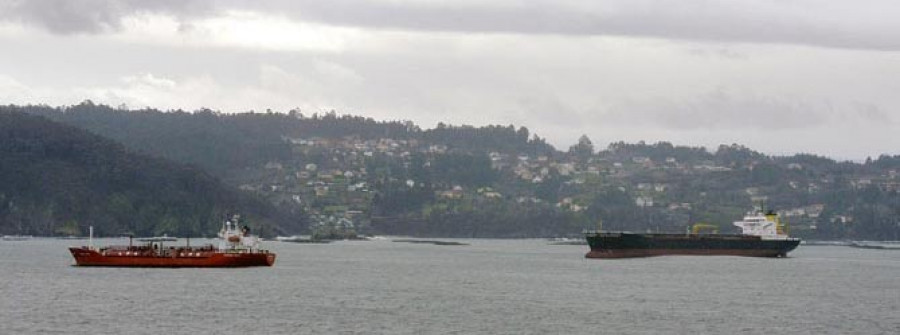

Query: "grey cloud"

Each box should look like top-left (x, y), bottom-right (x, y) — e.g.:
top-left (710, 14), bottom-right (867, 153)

top-left (2, 1), bottom-right (900, 51)
top-left (281, 0), bottom-right (900, 51)
top-left (0, 0), bottom-right (212, 34)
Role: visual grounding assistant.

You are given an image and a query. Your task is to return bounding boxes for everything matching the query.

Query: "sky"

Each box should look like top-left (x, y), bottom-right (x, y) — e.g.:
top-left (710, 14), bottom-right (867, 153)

top-left (1, 0), bottom-right (899, 160)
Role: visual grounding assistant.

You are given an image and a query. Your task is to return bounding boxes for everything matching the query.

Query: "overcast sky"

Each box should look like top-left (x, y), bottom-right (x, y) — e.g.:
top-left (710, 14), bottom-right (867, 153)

top-left (1, 0), bottom-right (898, 160)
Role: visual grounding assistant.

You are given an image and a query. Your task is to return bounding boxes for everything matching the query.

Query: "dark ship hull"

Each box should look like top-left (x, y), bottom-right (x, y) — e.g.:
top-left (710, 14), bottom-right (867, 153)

top-left (585, 232), bottom-right (800, 259)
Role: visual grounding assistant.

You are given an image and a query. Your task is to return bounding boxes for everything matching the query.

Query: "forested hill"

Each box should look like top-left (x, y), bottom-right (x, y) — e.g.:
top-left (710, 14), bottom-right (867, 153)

top-left (6, 102), bottom-right (900, 239)
top-left (15, 102), bottom-right (554, 180)
top-left (0, 111), bottom-right (299, 237)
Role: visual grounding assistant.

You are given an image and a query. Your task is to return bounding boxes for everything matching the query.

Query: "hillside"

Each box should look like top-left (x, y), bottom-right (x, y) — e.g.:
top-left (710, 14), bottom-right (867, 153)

top-left (18, 102), bottom-right (554, 181)
top-left (0, 111), bottom-right (301, 237)
top-left (8, 102), bottom-right (900, 239)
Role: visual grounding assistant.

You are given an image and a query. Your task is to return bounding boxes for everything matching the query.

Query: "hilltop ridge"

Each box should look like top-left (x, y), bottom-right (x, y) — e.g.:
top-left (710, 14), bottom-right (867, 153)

top-left (6, 102), bottom-right (900, 239)
top-left (0, 110), bottom-right (301, 236)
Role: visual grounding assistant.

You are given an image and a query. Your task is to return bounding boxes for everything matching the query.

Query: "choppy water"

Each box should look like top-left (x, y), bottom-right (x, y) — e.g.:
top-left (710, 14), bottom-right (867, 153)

top-left (1, 238), bottom-right (898, 334)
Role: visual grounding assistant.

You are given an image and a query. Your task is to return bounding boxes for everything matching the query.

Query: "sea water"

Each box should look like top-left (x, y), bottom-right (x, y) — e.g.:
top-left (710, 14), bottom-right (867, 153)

top-left (1, 238), bottom-right (898, 334)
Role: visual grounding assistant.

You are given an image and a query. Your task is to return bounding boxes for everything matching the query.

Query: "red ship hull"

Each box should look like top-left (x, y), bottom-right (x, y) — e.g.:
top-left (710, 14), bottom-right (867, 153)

top-left (69, 247), bottom-right (276, 267)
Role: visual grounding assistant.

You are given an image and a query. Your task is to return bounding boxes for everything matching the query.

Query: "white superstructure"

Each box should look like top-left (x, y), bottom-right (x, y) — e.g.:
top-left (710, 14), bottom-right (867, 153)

top-left (733, 210), bottom-right (795, 240)
top-left (218, 215), bottom-right (262, 251)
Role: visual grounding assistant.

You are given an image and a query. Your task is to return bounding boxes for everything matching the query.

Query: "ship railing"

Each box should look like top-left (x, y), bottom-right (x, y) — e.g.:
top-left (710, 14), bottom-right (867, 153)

top-left (582, 230), bottom-right (626, 237)
top-left (100, 245), bottom-right (147, 251)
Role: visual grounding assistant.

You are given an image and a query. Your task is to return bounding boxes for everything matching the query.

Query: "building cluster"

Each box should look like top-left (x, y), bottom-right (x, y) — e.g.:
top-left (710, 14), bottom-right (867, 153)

top-left (234, 135), bottom-right (894, 233)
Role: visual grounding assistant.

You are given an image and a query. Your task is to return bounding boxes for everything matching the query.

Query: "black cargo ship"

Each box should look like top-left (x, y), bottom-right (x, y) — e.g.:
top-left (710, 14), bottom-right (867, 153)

top-left (585, 210), bottom-right (801, 258)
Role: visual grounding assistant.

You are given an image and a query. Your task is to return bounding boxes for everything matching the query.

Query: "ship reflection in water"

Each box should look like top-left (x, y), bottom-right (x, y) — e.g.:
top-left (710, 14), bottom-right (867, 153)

top-left (68, 215), bottom-right (275, 267)
top-left (585, 209), bottom-right (801, 258)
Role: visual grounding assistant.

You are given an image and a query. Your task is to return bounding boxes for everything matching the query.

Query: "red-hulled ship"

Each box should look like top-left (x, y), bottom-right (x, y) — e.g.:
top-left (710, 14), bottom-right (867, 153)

top-left (69, 215), bottom-right (276, 267)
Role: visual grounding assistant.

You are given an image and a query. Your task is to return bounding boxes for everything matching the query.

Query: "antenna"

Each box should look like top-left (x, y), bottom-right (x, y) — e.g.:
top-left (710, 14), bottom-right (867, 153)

top-left (750, 196), bottom-right (768, 212)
